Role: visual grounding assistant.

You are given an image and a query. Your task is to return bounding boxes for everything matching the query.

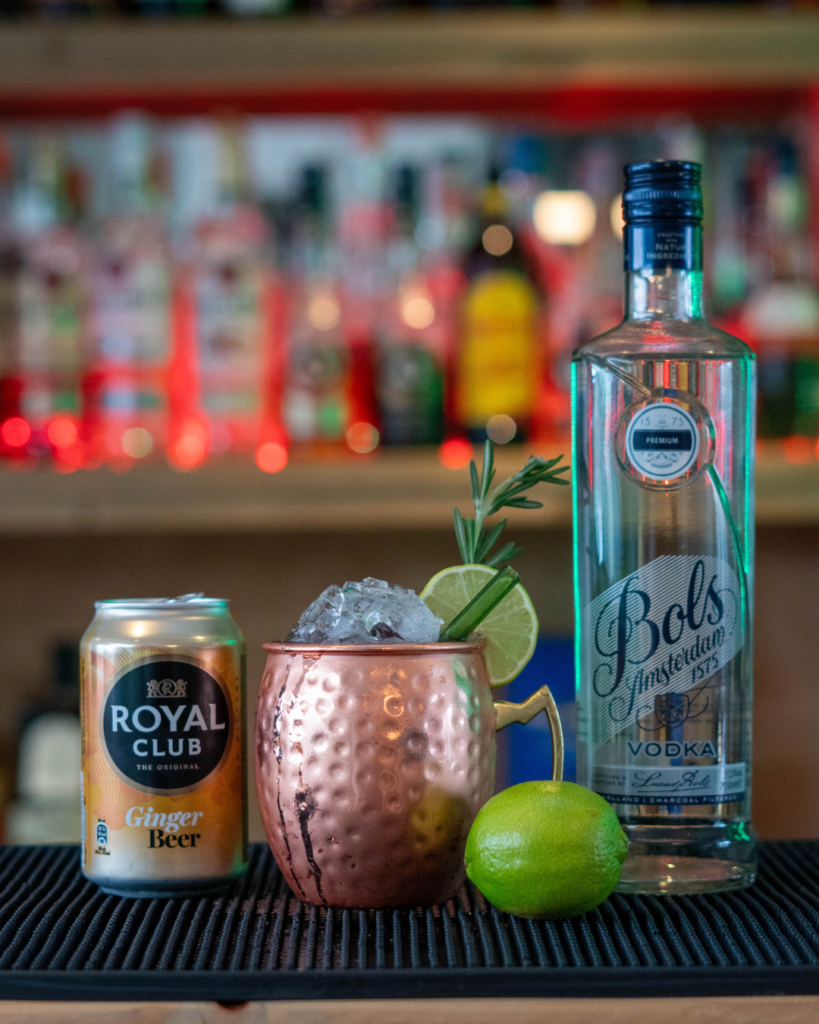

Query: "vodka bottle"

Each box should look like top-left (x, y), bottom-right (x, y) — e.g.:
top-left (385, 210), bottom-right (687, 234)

top-left (573, 161), bottom-right (757, 894)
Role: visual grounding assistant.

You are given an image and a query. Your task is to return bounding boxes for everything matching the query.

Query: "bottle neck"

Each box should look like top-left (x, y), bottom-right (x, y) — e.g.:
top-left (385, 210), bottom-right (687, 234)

top-left (623, 221), bottom-right (704, 322)
top-left (625, 268), bottom-right (704, 322)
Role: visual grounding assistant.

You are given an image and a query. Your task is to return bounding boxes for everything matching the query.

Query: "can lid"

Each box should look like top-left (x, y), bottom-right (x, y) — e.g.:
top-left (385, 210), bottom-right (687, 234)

top-left (94, 593), bottom-right (229, 612)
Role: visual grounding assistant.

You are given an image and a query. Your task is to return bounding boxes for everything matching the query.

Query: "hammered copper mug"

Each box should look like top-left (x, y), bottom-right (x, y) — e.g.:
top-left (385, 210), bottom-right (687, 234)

top-left (255, 640), bottom-right (563, 909)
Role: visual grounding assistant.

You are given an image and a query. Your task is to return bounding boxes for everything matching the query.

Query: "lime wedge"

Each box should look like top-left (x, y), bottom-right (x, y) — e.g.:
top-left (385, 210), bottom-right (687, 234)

top-left (420, 564), bottom-right (538, 686)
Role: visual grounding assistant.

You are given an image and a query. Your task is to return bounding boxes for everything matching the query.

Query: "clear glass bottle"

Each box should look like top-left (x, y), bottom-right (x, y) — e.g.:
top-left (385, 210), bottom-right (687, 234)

top-left (186, 119), bottom-right (272, 459)
top-left (285, 164), bottom-right (350, 455)
top-left (378, 163), bottom-right (446, 447)
top-left (85, 112), bottom-right (171, 468)
top-left (573, 161), bottom-right (757, 894)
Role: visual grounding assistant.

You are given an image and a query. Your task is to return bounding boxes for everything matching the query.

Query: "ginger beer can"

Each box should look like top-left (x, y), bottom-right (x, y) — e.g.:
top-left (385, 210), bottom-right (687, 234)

top-left (81, 594), bottom-right (248, 897)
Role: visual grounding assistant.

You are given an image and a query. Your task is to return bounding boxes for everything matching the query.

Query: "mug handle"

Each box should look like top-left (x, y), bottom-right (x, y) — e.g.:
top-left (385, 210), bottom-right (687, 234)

top-left (494, 686), bottom-right (564, 783)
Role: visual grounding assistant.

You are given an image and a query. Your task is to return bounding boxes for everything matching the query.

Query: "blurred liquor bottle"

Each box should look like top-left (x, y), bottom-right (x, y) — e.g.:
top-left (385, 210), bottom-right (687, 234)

top-left (5, 642), bottom-right (81, 846)
top-left (0, 132), bottom-right (19, 459)
top-left (739, 141), bottom-right (819, 442)
top-left (171, 120), bottom-right (279, 466)
top-left (337, 123), bottom-right (386, 453)
top-left (456, 169), bottom-right (542, 444)
top-left (284, 164), bottom-right (350, 457)
top-left (414, 154), bottom-right (471, 444)
top-left (0, 134), bottom-right (88, 467)
top-left (377, 164), bottom-right (446, 446)
top-left (537, 140), bottom-right (622, 442)
top-left (83, 113), bottom-right (172, 470)
top-left (501, 133), bottom-right (578, 444)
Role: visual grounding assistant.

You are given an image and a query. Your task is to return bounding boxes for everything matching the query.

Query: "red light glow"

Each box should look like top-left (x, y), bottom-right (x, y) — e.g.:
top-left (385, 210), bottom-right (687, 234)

top-left (173, 434), bottom-right (206, 468)
top-left (782, 435), bottom-right (814, 465)
top-left (54, 441), bottom-right (86, 470)
top-left (256, 441), bottom-right (289, 474)
top-left (346, 421), bottom-right (380, 455)
top-left (438, 437), bottom-right (473, 470)
top-left (47, 417), bottom-right (78, 449)
top-left (1, 417), bottom-right (31, 448)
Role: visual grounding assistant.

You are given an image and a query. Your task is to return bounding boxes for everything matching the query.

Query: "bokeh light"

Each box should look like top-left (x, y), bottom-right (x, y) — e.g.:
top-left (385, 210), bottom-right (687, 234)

top-left (782, 435), bottom-right (815, 465)
top-left (400, 289), bottom-right (436, 330)
top-left (256, 441), bottom-right (289, 474)
top-left (346, 421), bottom-right (380, 454)
top-left (1, 417), bottom-right (31, 448)
top-left (486, 414), bottom-right (517, 445)
top-left (173, 434), bottom-right (206, 468)
top-left (438, 437), bottom-right (473, 470)
top-left (482, 224), bottom-right (513, 257)
top-left (533, 190), bottom-right (597, 246)
top-left (307, 292), bottom-right (341, 331)
top-left (54, 441), bottom-right (85, 470)
top-left (47, 417), bottom-right (78, 449)
top-left (610, 194), bottom-right (624, 239)
top-left (121, 426), bottom-right (154, 459)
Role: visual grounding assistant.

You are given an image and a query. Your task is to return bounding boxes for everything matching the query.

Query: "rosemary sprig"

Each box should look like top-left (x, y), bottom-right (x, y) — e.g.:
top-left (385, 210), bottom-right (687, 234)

top-left (454, 440), bottom-right (569, 566)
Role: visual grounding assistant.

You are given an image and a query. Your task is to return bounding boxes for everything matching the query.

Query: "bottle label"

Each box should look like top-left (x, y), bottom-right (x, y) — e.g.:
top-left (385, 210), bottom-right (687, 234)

top-left (592, 762), bottom-right (746, 806)
top-left (196, 263), bottom-right (264, 377)
top-left (379, 344), bottom-right (444, 445)
top-left (100, 655), bottom-right (233, 795)
top-left (458, 269), bottom-right (538, 427)
top-left (583, 555), bottom-right (743, 747)
top-left (625, 223), bottom-right (702, 273)
top-left (19, 259), bottom-right (85, 373)
top-left (624, 402), bottom-right (699, 481)
top-left (96, 256), bottom-right (170, 366)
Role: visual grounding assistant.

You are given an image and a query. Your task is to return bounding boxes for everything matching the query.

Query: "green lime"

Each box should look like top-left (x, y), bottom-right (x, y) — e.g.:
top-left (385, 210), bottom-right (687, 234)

top-left (465, 781), bottom-right (629, 919)
top-left (420, 564), bottom-right (538, 686)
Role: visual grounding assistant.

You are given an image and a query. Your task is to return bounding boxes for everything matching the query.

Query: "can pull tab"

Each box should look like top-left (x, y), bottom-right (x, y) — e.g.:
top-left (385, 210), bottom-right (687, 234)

top-left (167, 593), bottom-right (205, 603)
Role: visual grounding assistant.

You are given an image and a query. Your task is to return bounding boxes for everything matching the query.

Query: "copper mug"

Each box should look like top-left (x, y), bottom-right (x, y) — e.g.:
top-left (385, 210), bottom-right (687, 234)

top-left (255, 640), bottom-right (563, 909)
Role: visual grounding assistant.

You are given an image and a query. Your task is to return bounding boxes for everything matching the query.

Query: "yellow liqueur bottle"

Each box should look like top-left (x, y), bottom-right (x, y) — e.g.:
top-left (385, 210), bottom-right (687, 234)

top-left (457, 174), bottom-right (541, 444)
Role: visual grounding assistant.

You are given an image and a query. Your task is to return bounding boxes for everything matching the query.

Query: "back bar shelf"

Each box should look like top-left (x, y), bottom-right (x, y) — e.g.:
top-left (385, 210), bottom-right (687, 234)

top-left (0, 10), bottom-right (817, 118)
top-left (0, 446), bottom-right (815, 535)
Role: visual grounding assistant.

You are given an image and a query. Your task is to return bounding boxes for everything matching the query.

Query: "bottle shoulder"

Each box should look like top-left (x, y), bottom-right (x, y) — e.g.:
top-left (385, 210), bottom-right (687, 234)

top-left (572, 318), bottom-right (755, 362)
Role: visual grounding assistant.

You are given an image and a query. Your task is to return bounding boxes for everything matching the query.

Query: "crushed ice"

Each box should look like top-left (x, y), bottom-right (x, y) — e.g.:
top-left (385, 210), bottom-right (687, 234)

top-left (285, 577), bottom-right (444, 645)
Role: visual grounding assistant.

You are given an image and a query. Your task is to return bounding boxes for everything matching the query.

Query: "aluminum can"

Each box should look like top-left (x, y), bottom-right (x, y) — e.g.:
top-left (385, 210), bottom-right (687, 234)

top-left (81, 594), bottom-right (247, 897)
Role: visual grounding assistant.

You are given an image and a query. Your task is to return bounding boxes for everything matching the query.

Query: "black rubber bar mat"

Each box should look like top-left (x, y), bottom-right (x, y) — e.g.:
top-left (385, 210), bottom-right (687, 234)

top-left (0, 841), bottom-right (818, 1000)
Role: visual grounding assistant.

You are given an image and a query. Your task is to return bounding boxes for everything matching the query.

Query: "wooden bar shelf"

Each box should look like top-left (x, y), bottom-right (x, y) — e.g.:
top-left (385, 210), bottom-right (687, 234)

top-left (0, 445), bottom-right (815, 535)
top-left (0, 11), bottom-right (816, 119)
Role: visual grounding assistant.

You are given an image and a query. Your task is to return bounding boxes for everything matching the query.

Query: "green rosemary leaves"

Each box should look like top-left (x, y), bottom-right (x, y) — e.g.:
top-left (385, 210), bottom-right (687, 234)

top-left (454, 440), bottom-right (569, 566)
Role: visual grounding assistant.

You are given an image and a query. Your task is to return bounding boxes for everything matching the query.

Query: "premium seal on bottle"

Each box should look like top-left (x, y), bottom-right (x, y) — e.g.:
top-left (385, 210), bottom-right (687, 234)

top-left (81, 594), bottom-right (247, 897)
top-left (573, 161), bottom-right (757, 895)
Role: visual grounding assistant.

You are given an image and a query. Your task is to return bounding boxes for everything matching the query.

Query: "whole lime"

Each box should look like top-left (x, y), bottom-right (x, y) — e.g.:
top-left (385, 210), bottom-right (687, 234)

top-left (465, 781), bottom-right (629, 919)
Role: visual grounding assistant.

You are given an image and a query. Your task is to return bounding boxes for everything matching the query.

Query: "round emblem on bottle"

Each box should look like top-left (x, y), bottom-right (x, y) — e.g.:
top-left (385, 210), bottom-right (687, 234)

top-left (619, 397), bottom-right (707, 485)
top-left (99, 656), bottom-right (232, 797)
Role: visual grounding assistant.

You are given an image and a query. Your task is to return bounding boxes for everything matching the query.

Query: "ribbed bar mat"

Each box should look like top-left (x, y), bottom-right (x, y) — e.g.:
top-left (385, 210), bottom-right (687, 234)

top-left (0, 842), bottom-right (818, 1000)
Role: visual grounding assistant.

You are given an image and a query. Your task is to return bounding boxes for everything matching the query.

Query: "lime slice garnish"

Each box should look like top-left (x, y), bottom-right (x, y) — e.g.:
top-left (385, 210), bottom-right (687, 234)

top-left (420, 564), bottom-right (538, 686)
